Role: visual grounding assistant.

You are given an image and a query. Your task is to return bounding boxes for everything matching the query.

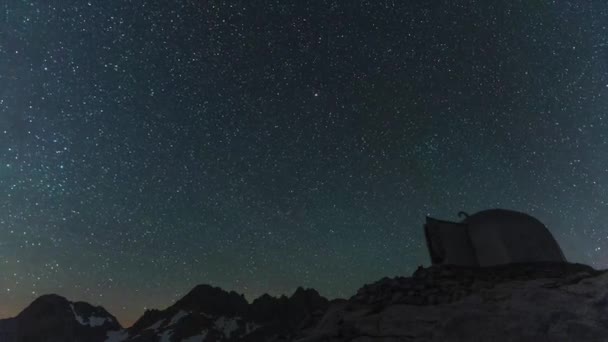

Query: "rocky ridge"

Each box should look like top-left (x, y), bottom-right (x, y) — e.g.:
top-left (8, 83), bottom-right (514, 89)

top-left (109, 284), bottom-right (329, 342)
top-left (298, 262), bottom-right (608, 342)
top-left (352, 262), bottom-right (599, 307)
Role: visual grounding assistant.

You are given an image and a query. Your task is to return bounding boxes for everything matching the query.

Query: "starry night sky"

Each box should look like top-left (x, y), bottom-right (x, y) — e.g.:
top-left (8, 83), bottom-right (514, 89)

top-left (1, 0), bottom-right (607, 325)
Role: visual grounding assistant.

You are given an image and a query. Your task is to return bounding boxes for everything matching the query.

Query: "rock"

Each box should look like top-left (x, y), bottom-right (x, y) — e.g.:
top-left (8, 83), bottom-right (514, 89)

top-left (297, 262), bottom-right (608, 342)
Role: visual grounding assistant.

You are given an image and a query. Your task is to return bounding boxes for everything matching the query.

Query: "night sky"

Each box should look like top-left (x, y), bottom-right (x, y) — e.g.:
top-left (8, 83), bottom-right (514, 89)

top-left (1, 0), bottom-right (608, 326)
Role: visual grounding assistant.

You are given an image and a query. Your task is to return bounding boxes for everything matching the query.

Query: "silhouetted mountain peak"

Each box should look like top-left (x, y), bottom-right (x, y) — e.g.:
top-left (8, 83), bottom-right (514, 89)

top-left (129, 308), bottom-right (164, 332)
top-left (173, 284), bottom-right (249, 316)
top-left (19, 294), bottom-right (69, 314)
top-left (1, 294), bottom-right (120, 342)
top-left (291, 287), bottom-right (324, 303)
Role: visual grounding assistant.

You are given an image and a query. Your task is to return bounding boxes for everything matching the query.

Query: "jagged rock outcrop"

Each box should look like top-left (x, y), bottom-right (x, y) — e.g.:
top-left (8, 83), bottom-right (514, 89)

top-left (0, 294), bottom-right (121, 342)
top-left (115, 285), bottom-right (330, 342)
top-left (297, 262), bottom-right (608, 342)
top-left (245, 287), bottom-right (331, 341)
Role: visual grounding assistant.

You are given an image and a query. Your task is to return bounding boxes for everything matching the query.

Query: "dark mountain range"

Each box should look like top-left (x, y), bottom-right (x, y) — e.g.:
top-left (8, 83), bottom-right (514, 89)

top-left (0, 284), bottom-right (330, 342)
top-left (121, 284), bottom-right (329, 342)
top-left (2, 262), bottom-right (608, 341)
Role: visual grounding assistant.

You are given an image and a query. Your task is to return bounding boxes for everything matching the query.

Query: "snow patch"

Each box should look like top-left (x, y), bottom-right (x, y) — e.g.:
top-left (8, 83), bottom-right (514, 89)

top-left (70, 304), bottom-right (86, 325)
top-left (158, 329), bottom-right (173, 342)
top-left (88, 316), bottom-right (109, 327)
top-left (105, 330), bottom-right (129, 342)
top-left (181, 331), bottom-right (207, 342)
top-left (169, 310), bottom-right (189, 325)
top-left (70, 303), bottom-right (108, 327)
top-left (214, 316), bottom-right (240, 338)
top-left (145, 319), bottom-right (165, 331)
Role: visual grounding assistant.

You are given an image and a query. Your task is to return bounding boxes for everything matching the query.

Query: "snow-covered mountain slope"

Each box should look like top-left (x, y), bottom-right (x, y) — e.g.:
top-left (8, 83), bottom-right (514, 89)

top-left (0, 294), bottom-right (121, 342)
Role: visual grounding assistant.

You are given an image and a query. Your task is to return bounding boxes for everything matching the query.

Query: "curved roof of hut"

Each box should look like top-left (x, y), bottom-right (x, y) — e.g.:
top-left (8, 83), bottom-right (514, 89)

top-left (461, 209), bottom-right (546, 228)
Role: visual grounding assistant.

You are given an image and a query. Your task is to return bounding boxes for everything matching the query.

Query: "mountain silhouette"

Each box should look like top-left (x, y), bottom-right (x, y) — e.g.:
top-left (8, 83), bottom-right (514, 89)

top-left (2, 262), bottom-right (608, 341)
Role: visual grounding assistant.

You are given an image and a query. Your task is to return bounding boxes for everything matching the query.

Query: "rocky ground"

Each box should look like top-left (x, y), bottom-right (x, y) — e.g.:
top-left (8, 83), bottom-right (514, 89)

top-left (297, 262), bottom-right (608, 342)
